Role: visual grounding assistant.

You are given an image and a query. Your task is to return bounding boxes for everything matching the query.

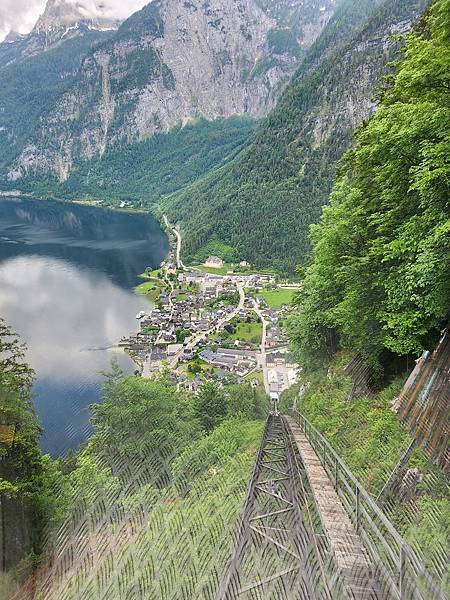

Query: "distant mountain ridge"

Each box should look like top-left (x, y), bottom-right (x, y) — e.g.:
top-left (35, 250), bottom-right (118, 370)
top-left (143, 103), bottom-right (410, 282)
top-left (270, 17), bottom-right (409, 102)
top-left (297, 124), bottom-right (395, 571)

top-left (0, 0), bottom-right (117, 171)
top-left (0, 0), bottom-right (120, 67)
top-left (5, 0), bottom-right (338, 182)
top-left (33, 0), bottom-right (121, 35)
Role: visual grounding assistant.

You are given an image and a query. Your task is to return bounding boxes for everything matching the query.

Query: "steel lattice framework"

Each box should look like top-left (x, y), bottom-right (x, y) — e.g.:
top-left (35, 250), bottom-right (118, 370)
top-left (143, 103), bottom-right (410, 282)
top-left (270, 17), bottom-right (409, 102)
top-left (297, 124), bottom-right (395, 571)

top-left (216, 412), bottom-right (341, 600)
top-left (217, 405), bottom-right (449, 600)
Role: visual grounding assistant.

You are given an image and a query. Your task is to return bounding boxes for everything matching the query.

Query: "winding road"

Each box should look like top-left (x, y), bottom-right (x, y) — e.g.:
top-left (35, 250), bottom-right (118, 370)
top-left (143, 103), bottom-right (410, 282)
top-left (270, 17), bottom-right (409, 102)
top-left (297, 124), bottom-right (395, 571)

top-left (253, 302), bottom-right (270, 395)
top-left (162, 214), bottom-right (185, 270)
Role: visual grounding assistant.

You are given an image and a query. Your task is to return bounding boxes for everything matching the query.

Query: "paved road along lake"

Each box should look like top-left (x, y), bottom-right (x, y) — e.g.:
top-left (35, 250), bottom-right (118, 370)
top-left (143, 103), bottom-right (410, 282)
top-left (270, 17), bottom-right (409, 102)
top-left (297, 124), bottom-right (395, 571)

top-left (0, 196), bottom-right (168, 456)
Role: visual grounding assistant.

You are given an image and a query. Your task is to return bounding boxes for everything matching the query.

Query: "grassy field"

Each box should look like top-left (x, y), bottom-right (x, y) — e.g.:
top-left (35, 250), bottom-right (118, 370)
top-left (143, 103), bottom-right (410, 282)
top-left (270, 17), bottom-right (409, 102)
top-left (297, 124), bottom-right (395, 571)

top-left (194, 264), bottom-right (233, 275)
top-left (194, 263), bottom-right (280, 276)
top-left (183, 357), bottom-right (212, 379)
top-left (135, 280), bottom-right (166, 302)
top-left (230, 321), bottom-right (262, 345)
top-left (259, 288), bottom-right (297, 308)
top-left (244, 369), bottom-right (264, 385)
top-left (140, 268), bottom-right (163, 279)
top-left (173, 291), bottom-right (189, 301)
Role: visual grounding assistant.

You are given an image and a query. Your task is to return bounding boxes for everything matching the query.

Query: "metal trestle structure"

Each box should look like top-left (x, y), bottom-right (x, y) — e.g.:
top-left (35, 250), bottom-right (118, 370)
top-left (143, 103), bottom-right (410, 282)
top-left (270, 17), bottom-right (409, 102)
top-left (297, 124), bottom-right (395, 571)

top-left (216, 413), bottom-right (321, 600)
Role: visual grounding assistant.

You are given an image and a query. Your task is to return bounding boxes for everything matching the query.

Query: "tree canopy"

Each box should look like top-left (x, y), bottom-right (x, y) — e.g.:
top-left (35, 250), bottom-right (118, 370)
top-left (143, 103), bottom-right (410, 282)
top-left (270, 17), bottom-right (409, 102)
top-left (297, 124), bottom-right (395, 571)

top-left (289, 0), bottom-right (450, 374)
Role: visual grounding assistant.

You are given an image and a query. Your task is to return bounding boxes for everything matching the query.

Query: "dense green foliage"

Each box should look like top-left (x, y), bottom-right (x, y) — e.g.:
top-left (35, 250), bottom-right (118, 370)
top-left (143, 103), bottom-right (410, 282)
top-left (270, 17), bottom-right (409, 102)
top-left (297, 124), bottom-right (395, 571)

top-left (0, 320), bottom-right (58, 572)
top-left (0, 320), bottom-right (37, 496)
top-left (190, 237), bottom-right (240, 264)
top-left (289, 0), bottom-right (450, 373)
top-left (163, 0), bottom-right (429, 273)
top-left (65, 117), bottom-right (256, 204)
top-left (33, 369), bottom-right (267, 598)
top-left (193, 381), bottom-right (228, 431)
top-left (20, 117), bottom-right (257, 206)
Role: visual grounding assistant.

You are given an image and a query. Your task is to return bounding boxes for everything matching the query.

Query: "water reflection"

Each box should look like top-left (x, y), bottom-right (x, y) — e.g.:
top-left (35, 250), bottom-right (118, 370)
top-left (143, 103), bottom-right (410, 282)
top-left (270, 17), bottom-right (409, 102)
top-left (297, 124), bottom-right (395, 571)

top-left (0, 197), bottom-right (168, 456)
top-left (0, 196), bottom-right (168, 288)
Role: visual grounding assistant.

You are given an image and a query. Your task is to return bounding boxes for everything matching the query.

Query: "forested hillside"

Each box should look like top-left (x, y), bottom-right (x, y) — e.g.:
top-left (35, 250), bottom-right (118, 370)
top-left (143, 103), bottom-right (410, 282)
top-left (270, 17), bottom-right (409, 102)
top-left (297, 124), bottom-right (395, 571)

top-left (0, 320), bottom-right (56, 597)
top-left (163, 0), bottom-right (430, 273)
top-left (288, 0), bottom-right (450, 375)
top-left (25, 117), bottom-right (258, 205)
top-left (282, 6), bottom-right (449, 588)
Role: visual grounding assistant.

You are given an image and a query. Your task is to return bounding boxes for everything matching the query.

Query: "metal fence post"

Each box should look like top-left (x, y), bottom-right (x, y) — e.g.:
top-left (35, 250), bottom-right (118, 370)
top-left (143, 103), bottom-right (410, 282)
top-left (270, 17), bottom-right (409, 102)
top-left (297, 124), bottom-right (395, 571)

top-left (399, 543), bottom-right (406, 600)
top-left (355, 486), bottom-right (360, 532)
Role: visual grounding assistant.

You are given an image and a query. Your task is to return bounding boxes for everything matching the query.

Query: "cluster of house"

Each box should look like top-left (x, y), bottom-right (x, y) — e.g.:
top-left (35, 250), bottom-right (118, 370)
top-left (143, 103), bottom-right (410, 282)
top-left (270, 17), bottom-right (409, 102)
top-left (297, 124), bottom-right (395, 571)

top-left (263, 309), bottom-right (289, 348)
top-left (122, 270), bottom-right (241, 368)
top-left (199, 347), bottom-right (258, 377)
top-left (121, 251), bottom-right (298, 392)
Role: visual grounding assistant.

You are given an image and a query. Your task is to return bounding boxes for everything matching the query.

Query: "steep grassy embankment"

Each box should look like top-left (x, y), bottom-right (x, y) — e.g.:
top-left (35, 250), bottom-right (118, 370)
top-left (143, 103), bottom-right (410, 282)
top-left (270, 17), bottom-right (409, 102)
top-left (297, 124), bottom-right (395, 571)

top-left (280, 355), bottom-right (450, 591)
top-left (24, 374), bottom-right (268, 599)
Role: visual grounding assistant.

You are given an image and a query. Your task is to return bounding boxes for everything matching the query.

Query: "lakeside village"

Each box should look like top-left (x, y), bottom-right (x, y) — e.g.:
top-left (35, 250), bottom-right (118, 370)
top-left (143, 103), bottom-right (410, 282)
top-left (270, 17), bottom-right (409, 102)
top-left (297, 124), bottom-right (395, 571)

top-left (120, 223), bottom-right (300, 399)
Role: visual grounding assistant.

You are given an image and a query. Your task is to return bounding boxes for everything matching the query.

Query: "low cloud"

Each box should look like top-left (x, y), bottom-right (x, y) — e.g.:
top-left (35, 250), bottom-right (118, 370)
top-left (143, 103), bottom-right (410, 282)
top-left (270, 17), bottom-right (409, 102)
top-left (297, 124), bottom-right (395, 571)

top-left (0, 0), bottom-right (44, 40)
top-left (0, 0), bottom-right (149, 41)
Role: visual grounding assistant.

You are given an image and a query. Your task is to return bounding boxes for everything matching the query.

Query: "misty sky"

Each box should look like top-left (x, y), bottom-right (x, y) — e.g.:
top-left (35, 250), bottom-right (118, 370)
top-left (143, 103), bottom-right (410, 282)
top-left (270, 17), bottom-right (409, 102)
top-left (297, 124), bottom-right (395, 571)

top-left (0, 0), bottom-right (149, 41)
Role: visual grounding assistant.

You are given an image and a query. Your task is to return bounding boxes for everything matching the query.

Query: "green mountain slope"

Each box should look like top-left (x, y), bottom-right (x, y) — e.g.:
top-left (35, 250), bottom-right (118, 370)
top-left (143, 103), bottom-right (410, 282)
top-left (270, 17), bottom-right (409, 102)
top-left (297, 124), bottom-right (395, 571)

top-left (163, 0), bottom-right (430, 273)
top-left (28, 117), bottom-right (258, 205)
top-left (0, 30), bottom-right (113, 170)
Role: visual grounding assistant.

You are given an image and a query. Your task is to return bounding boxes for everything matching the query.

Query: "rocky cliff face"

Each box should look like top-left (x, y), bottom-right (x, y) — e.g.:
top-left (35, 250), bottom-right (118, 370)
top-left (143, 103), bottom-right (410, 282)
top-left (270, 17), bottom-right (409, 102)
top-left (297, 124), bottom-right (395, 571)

top-left (8, 0), bottom-right (338, 182)
top-left (0, 1), bottom-right (117, 171)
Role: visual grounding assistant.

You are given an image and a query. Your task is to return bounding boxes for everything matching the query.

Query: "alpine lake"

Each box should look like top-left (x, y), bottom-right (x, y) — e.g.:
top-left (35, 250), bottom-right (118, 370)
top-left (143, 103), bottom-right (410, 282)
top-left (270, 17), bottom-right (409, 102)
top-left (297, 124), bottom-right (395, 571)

top-left (0, 196), bottom-right (168, 456)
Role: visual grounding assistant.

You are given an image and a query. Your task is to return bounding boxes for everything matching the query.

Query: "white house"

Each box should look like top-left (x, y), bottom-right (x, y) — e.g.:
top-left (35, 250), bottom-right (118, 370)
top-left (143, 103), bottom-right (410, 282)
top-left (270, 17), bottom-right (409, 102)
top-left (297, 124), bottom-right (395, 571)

top-left (205, 256), bottom-right (224, 268)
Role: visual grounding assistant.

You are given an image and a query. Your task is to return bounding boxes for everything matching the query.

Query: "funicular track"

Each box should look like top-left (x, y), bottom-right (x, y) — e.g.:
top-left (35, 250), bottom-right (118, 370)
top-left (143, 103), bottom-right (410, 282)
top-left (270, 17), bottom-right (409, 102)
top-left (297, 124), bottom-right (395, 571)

top-left (216, 412), bottom-right (345, 600)
top-left (216, 408), bottom-right (449, 600)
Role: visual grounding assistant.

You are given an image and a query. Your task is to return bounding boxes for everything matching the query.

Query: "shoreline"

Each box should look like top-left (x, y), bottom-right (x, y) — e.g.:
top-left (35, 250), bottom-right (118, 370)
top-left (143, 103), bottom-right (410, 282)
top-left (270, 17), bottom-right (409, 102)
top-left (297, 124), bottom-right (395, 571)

top-left (0, 190), bottom-right (153, 216)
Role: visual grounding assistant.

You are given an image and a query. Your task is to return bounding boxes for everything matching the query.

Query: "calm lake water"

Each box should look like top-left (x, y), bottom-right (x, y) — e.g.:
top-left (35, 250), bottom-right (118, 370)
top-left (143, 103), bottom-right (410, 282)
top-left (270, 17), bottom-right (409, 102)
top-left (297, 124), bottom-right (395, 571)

top-left (0, 197), bottom-right (168, 456)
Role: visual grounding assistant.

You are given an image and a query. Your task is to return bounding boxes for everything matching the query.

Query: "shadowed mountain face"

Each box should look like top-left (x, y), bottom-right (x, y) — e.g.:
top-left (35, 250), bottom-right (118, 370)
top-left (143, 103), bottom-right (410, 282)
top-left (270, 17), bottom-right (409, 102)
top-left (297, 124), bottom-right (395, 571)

top-left (0, 10), bottom-right (116, 171)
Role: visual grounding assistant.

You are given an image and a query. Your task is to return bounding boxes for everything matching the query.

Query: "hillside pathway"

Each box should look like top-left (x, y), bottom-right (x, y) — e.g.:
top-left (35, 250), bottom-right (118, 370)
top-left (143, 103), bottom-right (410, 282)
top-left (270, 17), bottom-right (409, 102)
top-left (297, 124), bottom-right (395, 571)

top-left (286, 416), bottom-right (385, 600)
